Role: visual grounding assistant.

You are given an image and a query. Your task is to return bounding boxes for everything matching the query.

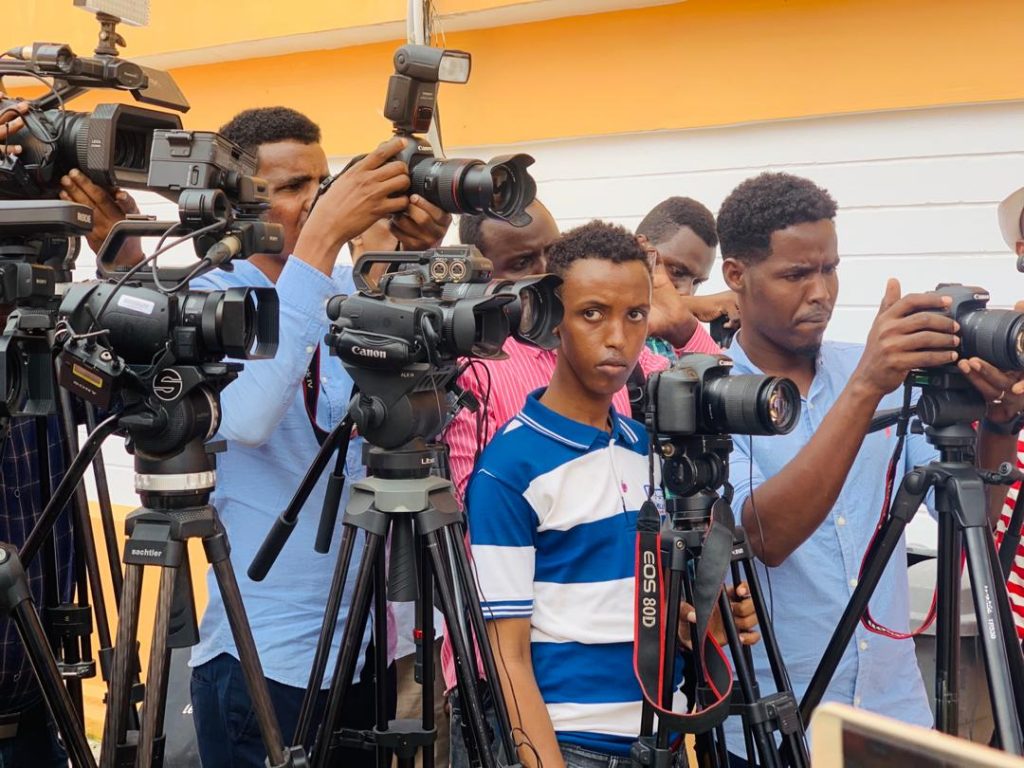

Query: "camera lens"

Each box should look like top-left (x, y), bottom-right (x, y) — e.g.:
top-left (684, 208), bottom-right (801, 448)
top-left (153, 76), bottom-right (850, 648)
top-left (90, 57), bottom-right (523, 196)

top-left (959, 308), bottom-right (1024, 370)
top-left (704, 374), bottom-right (800, 436)
top-left (490, 166), bottom-right (513, 211)
top-left (408, 152), bottom-right (536, 225)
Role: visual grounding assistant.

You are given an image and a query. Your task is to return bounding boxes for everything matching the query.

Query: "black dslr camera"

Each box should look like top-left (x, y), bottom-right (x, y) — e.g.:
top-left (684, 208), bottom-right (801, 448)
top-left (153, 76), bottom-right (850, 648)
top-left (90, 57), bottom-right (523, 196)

top-left (326, 246), bottom-right (561, 449)
top-left (383, 45), bottom-right (537, 226)
top-left (646, 354), bottom-right (800, 496)
top-left (925, 284), bottom-right (1024, 371)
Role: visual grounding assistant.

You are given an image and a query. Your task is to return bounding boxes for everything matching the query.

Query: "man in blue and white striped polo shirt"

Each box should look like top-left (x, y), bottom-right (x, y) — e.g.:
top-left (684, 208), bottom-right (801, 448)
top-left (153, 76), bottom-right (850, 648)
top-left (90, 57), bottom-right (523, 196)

top-left (466, 221), bottom-right (759, 768)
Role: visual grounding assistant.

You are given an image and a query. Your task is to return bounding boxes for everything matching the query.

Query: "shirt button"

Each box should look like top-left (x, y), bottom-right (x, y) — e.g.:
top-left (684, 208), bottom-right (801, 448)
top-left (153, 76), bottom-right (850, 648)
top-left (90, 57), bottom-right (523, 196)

top-left (321, 376), bottom-right (328, 384)
top-left (854, 695), bottom-right (862, 707)
top-left (306, 345), bottom-right (315, 354)
top-left (837, 516), bottom-right (846, 527)
top-left (859, 640), bottom-right (868, 651)
top-left (849, 577), bottom-right (858, 588)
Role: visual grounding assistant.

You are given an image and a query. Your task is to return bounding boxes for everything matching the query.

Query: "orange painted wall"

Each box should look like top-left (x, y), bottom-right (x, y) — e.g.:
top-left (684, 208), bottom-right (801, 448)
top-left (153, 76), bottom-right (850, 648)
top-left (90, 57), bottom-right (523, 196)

top-left (24, 0), bottom-right (1024, 156)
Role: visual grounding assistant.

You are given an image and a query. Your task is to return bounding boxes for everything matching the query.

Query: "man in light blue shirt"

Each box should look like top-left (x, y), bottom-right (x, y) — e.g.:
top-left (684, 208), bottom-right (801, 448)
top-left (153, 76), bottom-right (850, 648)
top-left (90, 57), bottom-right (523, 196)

top-left (181, 107), bottom-right (452, 768)
top-left (715, 172), bottom-right (1024, 766)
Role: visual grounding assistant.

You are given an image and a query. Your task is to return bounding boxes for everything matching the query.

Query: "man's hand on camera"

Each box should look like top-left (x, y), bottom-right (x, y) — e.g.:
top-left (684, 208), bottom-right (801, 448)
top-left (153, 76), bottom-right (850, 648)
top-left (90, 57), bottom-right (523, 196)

top-left (686, 291), bottom-right (740, 328)
top-left (0, 95), bottom-right (28, 153)
top-left (295, 137), bottom-right (410, 276)
top-left (678, 582), bottom-right (760, 649)
top-left (59, 169), bottom-right (139, 254)
top-left (957, 300), bottom-right (1024, 424)
top-left (390, 194), bottom-right (451, 250)
top-left (648, 261), bottom-right (699, 349)
top-left (851, 278), bottom-right (960, 400)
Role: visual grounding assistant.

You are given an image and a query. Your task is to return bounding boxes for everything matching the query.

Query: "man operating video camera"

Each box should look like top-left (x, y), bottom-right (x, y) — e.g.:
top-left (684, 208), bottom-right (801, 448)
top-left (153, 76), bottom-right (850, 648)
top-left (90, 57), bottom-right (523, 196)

top-left (716, 172), bottom-right (1023, 767)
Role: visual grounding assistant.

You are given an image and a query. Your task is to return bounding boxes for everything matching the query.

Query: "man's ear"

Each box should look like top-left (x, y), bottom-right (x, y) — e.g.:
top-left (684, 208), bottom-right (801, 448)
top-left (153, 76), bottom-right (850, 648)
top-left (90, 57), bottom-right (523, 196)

top-left (1016, 240), bottom-right (1024, 259)
top-left (722, 257), bottom-right (746, 292)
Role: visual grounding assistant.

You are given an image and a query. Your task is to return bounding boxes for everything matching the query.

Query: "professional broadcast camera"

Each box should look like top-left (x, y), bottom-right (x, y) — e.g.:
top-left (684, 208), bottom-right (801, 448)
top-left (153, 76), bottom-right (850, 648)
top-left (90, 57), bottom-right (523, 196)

top-left (0, 200), bottom-right (92, 418)
top-left (0, 1), bottom-right (189, 200)
top-left (383, 44), bottom-right (537, 225)
top-left (327, 245), bottom-right (561, 448)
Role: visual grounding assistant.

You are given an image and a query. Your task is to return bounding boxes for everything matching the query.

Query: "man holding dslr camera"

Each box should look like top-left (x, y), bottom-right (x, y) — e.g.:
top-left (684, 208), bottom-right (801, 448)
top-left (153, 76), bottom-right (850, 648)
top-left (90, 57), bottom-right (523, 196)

top-left (717, 172), bottom-right (1023, 765)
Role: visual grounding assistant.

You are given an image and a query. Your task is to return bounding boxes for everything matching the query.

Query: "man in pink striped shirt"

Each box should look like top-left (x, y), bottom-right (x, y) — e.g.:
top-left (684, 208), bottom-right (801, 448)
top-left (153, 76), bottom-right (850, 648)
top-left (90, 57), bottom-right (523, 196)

top-left (442, 203), bottom-right (722, 767)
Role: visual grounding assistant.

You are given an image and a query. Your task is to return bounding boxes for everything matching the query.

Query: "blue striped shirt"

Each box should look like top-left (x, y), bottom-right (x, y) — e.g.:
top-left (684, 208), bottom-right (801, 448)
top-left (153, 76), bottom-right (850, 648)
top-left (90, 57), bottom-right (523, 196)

top-left (467, 390), bottom-right (680, 756)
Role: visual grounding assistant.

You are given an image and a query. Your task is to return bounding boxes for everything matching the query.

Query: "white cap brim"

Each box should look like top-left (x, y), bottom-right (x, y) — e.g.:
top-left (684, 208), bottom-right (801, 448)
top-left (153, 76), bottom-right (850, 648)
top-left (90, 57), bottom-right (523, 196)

top-left (998, 186), bottom-right (1024, 251)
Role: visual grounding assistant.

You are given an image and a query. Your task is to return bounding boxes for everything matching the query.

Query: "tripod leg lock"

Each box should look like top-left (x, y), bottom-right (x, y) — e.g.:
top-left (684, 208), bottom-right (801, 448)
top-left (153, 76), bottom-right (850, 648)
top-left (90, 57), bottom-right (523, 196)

top-left (267, 745), bottom-right (311, 768)
top-left (630, 735), bottom-right (680, 768)
top-left (375, 719), bottom-right (436, 759)
top-left (732, 691), bottom-right (801, 735)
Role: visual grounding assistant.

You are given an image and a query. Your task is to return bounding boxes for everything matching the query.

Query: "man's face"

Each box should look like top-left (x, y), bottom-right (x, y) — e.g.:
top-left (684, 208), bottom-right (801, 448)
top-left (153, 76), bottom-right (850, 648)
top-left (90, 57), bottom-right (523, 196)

top-left (649, 226), bottom-right (716, 296)
top-left (478, 202), bottom-right (559, 279)
top-left (557, 258), bottom-right (651, 398)
top-left (725, 219), bottom-right (839, 358)
top-left (256, 140), bottom-right (330, 258)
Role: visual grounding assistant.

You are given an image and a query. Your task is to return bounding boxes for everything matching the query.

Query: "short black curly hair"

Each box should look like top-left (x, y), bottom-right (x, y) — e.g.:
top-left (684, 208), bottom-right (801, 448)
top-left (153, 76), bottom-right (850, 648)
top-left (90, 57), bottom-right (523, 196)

top-left (218, 107), bottom-right (321, 156)
top-left (546, 220), bottom-right (649, 278)
top-left (458, 200), bottom-right (552, 252)
top-left (636, 196), bottom-right (718, 249)
top-left (717, 172), bottom-right (837, 263)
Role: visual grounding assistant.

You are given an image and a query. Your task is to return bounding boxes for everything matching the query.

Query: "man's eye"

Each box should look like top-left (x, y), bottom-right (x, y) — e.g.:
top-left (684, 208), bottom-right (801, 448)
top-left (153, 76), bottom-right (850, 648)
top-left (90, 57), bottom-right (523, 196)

top-left (583, 309), bottom-right (602, 321)
top-left (628, 309), bottom-right (648, 321)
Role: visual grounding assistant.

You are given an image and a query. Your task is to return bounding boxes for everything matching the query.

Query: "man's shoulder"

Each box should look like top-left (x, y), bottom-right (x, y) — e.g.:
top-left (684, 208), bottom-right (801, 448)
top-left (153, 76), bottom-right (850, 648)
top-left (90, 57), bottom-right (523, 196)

top-left (471, 411), bottom-right (578, 493)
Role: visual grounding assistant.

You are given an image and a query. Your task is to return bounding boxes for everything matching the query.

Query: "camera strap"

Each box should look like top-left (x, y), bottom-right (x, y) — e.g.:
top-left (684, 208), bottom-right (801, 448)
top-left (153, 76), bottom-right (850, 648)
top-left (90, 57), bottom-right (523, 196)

top-left (633, 485), bottom-right (734, 732)
top-left (627, 365), bottom-right (647, 423)
top-left (302, 346), bottom-right (330, 446)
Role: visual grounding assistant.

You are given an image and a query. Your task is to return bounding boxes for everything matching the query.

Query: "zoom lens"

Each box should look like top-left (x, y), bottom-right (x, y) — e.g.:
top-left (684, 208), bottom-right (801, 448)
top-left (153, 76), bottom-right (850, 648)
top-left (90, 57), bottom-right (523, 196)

top-left (409, 152), bottom-right (537, 226)
top-left (959, 308), bottom-right (1024, 371)
top-left (703, 374), bottom-right (800, 436)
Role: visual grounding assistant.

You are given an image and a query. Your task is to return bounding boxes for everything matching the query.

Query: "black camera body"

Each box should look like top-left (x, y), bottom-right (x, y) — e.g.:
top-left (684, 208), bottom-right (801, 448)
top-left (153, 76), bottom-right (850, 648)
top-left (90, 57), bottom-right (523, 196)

top-left (383, 45), bottom-right (537, 226)
top-left (927, 284), bottom-right (1024, 372)
top-left (326, 246), bottom-right (562, 449)
top-left (0, 201), bottom-right (94, 419)
top-left (647, 354), bottom-right (800, 438)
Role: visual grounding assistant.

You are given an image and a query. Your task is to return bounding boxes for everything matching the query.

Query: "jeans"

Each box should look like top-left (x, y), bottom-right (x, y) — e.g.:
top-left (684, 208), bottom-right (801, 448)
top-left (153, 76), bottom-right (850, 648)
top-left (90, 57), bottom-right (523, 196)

top-left (0, 699), bottom-right (67, 768)
top-left (448, 684), bottom-right (505, 768)
top-left (191, 643), bottom-right (396, 768)
top-left (559, 743), bottom-right (639, 768)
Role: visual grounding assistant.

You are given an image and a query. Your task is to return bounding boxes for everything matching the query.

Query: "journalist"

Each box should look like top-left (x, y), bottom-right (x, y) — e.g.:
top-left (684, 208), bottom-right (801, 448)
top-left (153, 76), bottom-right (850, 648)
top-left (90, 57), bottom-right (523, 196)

top-left (717, 172), bottom-right (1023, 766)
top-left (636, 195), bottom-right (739, 362)
top-left (0, 94), bottom-right (76, 768)
top-left (86, 106), bottom-right (448, 767)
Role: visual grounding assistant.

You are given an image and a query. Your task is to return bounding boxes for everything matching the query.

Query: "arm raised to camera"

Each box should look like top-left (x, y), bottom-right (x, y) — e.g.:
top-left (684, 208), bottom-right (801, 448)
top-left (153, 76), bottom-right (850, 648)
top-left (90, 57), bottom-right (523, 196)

top-left (293, 138), bottom-right (411, 276)
top-left (737, 280), bottom-right (959, 567)
top-left (190, 259), bottom-right (338, 447)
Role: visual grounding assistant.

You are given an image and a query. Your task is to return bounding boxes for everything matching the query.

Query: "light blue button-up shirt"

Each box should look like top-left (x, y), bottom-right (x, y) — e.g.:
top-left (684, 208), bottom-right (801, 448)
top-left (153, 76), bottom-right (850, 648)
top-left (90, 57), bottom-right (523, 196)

top-left (187, 257), bottom-right (373, 688)
top-left (722, 337), bottom-right (937, 748)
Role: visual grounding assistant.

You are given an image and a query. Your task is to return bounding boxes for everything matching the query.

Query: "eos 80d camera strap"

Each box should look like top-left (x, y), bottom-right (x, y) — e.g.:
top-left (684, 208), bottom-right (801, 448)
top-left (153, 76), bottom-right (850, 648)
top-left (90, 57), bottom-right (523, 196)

top-left (633, 460), bottom-right (735, 732)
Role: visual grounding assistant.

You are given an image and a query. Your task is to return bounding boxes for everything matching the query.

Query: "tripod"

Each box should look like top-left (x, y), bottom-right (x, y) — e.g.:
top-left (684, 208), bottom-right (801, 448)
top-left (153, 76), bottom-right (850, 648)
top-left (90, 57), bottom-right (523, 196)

top-left (633, 435), bottom-right (809, 768)
top-left (801, 372), bottom-right (1024, 753)
top-left (251, 435), bottom-right (521, 768)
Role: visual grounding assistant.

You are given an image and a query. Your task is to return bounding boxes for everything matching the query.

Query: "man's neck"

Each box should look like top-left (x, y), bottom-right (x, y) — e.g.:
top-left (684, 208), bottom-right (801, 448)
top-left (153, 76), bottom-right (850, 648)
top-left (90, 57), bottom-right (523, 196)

top-left (248, 253), bottom-right (288, 283)
top-left (738, 328), bottom-right (817, 395)
top-left (539, 358), bottom-right (615, 431)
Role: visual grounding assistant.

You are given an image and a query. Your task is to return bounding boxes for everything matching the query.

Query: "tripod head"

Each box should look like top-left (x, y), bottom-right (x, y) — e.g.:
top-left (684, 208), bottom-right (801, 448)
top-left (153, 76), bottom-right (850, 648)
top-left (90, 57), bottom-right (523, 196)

top-left (904, 367), bottom-right (986, 460)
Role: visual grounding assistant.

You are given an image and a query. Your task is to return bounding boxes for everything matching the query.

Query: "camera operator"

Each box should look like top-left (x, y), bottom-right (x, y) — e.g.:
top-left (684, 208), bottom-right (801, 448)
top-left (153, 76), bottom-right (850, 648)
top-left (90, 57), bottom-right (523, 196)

top-left (129, 106), bottom-right (448, 768)
top-left (716, 172), bottom-right (1023, 766)
top-left (465, 221), bottom-right (759, 768)
top-left (0, 99), bottom-right (74, 767)
top-left (636, 196), bottom-right (740, 362)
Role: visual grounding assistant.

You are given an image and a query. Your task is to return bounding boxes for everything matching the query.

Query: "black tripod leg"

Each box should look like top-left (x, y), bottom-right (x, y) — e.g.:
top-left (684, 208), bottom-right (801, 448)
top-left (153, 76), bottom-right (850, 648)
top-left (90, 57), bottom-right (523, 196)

top-left (314, 532), bottom-right (384, 768)
top-left (986, 526), bottom-right (1024, 736)
top-left (294, 524), bottom-right (359, 749)
top-left (800, 469), bottom-right (927, 722)
top-left (419, 533), bottom-right (437, 768)
top-left (204, 529), bottom-right (292, 767)
top-left (137, 566), bottom-right (176, 768)
top-left (963, 525), bottom-right (1024, 753)
top-left (441, 522), bottom-right (518, 765)
top-left (0, 545), bottom-right (96, 768)
top-left (373, 544), bottom-right (390, 768)
top-left (934, 512), bottom-right (963, 734)
top-left (101, 562), bottom-right (144, 768)
top-left (84, 403), bottom-right (124, 599)
top-left (424, 528), bottom-right (499, 768)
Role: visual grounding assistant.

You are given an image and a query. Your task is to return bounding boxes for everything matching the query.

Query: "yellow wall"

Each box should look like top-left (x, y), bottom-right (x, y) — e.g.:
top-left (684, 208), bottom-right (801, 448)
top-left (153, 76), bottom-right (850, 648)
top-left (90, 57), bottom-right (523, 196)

top-left (23, 0), bottom-right (1024, 156)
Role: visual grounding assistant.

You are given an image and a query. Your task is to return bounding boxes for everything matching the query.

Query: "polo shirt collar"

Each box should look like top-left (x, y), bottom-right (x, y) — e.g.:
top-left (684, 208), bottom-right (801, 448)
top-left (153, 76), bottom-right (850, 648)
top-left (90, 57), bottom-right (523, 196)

top-left (518, 388), bottom-right (644, 451)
